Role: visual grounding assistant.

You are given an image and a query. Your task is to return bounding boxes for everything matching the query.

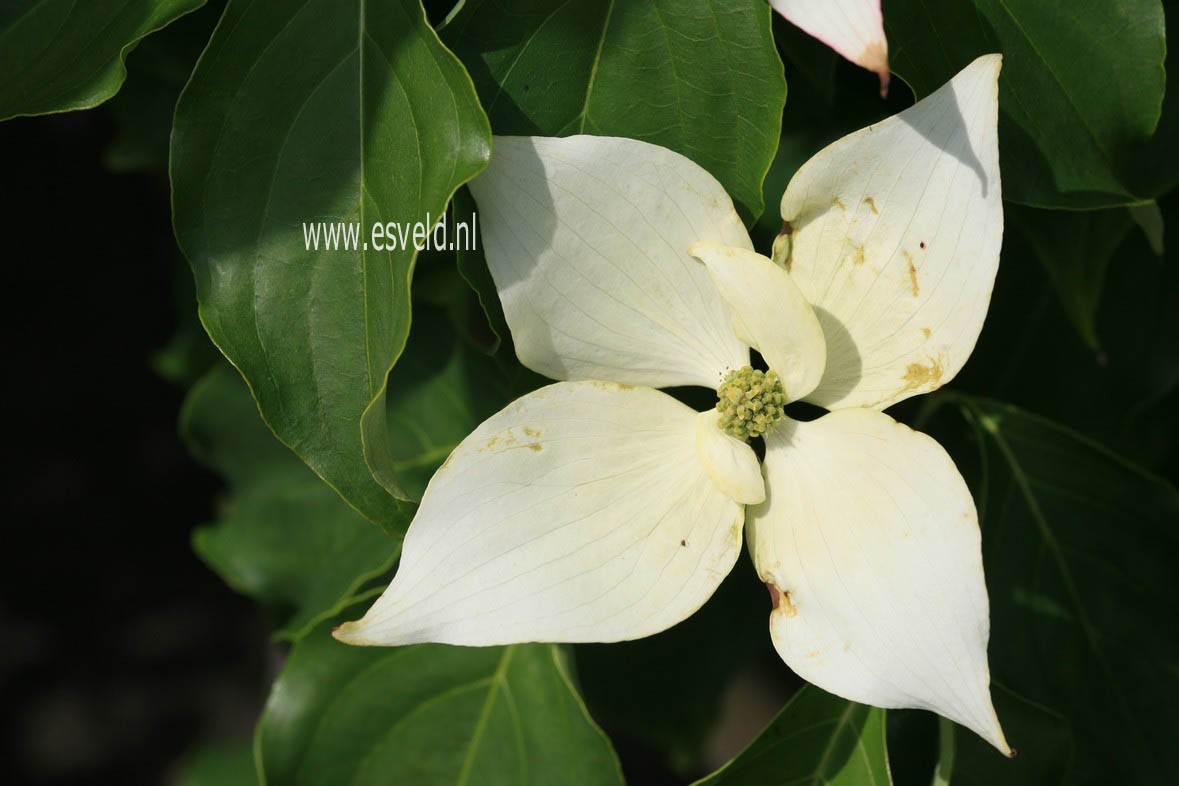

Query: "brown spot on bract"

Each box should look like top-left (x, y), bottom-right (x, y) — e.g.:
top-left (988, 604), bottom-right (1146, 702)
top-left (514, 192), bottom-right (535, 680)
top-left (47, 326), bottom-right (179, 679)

top-left (526, 443), bottom-right (542, 452)
top-left (680, 539), bottom-right (687, 547)
top-left (921, 327), bottom-right (932, 339)
top-left (906, 253), bottom-right (919, 296)
top-left (779, 219), bottom-right (793, 236)
top-left (852, 245), bottom-right (865, 265)
top-left (523, 426), bottom-right (540, 437)
top-left (767, 583), bottom-right (798, 616)
top-left (865, 196), bottom-right (878, 214)
top-left (920, 241), bottom-right (926, 249)
top-left (832, 196), bottom-right (846, 212)
top-left (902, 357), bottom-right (944, 392)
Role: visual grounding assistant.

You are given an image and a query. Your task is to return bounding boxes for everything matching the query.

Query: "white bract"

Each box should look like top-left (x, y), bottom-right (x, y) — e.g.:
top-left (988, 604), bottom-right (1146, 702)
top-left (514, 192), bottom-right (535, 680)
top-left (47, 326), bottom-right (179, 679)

top-left (771, 0), bottom-right (891, 96)
top-left (337, 55), bottom-right (1010, 754)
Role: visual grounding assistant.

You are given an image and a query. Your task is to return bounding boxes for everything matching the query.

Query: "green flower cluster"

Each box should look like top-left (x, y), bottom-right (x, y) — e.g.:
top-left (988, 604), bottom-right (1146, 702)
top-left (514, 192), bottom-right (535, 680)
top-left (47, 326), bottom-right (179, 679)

top-left (716, 366), bottom-right (787, 440)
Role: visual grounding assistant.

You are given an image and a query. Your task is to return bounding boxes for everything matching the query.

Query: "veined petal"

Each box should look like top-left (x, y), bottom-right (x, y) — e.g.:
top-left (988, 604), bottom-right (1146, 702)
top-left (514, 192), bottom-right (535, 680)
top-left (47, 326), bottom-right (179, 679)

top-left (694, 410), bottom-right (765, 504)
top-left (690, 243), bottom-right (827, 402)
top-left (747, 408), bottom-right (1010, 754)
top-left (469, 135), bottom-right (751, 389)
top-left (336, 382), bottom-right (744, 647)
top-left (770, 0), bottom-right (890, 96)
top-left (778, 55), bottom-right (1003, 411)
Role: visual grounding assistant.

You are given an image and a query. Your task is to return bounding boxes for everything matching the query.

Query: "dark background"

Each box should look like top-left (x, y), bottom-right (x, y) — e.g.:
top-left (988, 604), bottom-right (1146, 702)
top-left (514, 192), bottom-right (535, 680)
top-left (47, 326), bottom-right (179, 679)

top-left (0, 108), bottom-right (268, 784)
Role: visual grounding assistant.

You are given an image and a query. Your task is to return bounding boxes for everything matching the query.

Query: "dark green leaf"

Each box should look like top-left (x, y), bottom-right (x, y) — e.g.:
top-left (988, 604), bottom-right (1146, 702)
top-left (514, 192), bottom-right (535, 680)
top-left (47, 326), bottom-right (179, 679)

top-left (443, 0), bottom-right (786, 221)
top-left (379, 303), bottom-right (543, 501)
top-left (102, 0), bottom-right (224, 173)
top-left (952, 685), bottom-right (1073, 786)
top-left (174, 742), bottom-right (258, 786)
top-left (256, 603), bottom-right (625, 786)
top-left (0, 0), bottom-right (205, 121)
top-left (885, 0), bottom-right (1167, 208)
top-left (576, 554), bottom-right (771, 766)
top-left (694, 686), bottom-right (891, 785)
top-left (942, 396), bottom-right (1179, 783)
top-left (952, 192), bottom-right (1179, 469)
top-left (453, 188), bottom-right (509, 355)
top-left (172, 0), bottom-right (491, 531)
top-left (1008, 205), bottom-right (1134, 350)
top-left (184, 365), bottom-right (401, 640)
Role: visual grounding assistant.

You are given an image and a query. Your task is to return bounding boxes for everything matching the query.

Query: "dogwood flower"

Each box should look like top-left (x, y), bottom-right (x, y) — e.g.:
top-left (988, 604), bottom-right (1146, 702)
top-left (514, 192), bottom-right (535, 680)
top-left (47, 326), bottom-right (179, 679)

top-left (337, 55), bottom-right (1009, 753)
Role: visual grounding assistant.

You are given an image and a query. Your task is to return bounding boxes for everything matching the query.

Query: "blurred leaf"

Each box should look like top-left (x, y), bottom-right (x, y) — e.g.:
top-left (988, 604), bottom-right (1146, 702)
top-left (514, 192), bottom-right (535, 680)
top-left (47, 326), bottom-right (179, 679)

top-left (173, 742), bottom-right (258, 786)
top-left (694, 686), bottom-right (891, 785)
top-left (1128, 201), bottom-right (1165, 256)
top-left (885, 0), bottom-right (1168, 208)
top-left (952, 685), bottom-right (1073, 786)
top-left (576, 555), bottom-right (770, 766)
top-left (172, 0), bottom-right (491, 531)
top-left (103, 0), bottom-right (224, 173)
top-left (183, 365), bottom-right (401, 640)
top-left (953, 193), bottom-right (1179, 470)
top-left (937, 396), bottom-right (1179, 784)
top-left (0, 0), bottom-right (205, 121)
top-left (1008, 205), bottom-right (1134, 350)
top-left (443, 0), bottom-right (785, 221)
top-left (256, 603), bottom-right (624, 786)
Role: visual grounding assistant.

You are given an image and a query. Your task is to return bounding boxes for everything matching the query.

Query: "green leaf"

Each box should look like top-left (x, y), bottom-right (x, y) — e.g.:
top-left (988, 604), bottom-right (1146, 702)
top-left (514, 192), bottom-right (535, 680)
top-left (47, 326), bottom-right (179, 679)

top-left (885, 0), bottom-right (1167, 208)
top-left (102, 0), bottom-right (224, 173)
top-left (951, 192), bottom-right (1179, 469)
top-left (943, 396), bottom-right (1179, 783)
top-left (951, 685), bottom-right (1073, 786)
top-left (443, 0), bottom-right (786, 221)
top-left (174, 742), bottom-right (259, 786)
top-left (256, 603), bottom-right (625, 786)
top-left (1008, 205), bottom-right (1135, 350)
top-left (183, 365), bottom-right (401, 640)
top-left (694, 686), bottom-right (891, 785)
top-left (575, 554), bottom-right (770, 766)
top-left (171, 0), bottom-right (491, 531)
top-left (453, 188), bottom-right (509, 355)
top-left (0, 0), bottom-right (206, 121)
top-left (379, 302), bottom-right (543, 501)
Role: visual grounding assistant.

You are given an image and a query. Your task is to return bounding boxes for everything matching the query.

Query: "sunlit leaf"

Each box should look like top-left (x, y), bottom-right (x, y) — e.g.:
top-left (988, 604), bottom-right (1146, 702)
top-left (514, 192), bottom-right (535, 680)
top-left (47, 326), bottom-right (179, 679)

top-left (885, 0), bottom-right (1168, 208)
top-left (256, 604), bottom-right (625, 786)
top-left (172, 0), bottom-right (491, 530)
top-left (443, 0), bottom-right (785, 220)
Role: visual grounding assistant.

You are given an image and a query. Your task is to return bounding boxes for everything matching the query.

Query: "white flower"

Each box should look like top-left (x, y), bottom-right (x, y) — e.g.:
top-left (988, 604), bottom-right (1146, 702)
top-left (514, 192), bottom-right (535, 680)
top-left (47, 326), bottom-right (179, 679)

top-left (337, 55), bottom-right (1010, 753)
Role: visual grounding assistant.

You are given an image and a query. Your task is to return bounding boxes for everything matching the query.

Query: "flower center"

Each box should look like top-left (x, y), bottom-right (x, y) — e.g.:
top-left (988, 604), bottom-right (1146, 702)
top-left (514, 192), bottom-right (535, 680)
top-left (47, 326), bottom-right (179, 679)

top-left (716, 366), bottom-right (787, 440)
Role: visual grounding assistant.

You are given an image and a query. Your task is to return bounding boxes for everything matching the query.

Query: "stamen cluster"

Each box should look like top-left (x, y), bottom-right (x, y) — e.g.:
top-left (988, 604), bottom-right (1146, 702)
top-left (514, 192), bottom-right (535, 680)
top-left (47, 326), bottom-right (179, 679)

top-left (716, 366), bottom-right (787, 440)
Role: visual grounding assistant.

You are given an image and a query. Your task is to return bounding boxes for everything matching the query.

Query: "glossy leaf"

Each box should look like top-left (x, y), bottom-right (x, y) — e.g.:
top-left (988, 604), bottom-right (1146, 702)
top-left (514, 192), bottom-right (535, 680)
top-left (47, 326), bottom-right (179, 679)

top-left (0, 0), bottom-right (205, 121)
top-left (183, 365), bottom-right (400, 640)
top-left (944, 396), bottom-right (1179, 783)
top-left (1009, 205), bottom-right (1135, 350)
top-left (257, 605), bottom-right (625, 786)
top-left (694, 686), bottom-right (891, 785)
top-left (443, 0), bottom-right (785, 220)
top-left (885, 0), bottom-right (1167, 208)
top-left (172, 0), bottom-right (491, 530)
